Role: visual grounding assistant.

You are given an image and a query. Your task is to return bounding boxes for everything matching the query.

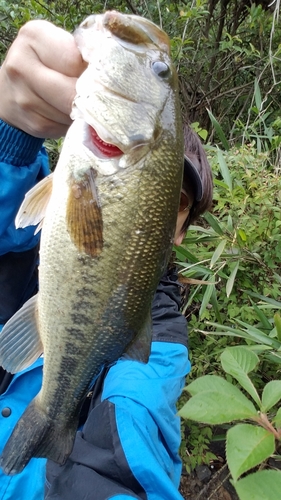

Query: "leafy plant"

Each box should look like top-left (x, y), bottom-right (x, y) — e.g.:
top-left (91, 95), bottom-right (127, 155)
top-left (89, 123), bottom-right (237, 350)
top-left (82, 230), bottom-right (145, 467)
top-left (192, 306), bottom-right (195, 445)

top-left (179, 419), bottom-right (216, 474)
top-left (179, 346), bottom-right (281, 499)
top-left (177, 141), bottom-right (281, 496)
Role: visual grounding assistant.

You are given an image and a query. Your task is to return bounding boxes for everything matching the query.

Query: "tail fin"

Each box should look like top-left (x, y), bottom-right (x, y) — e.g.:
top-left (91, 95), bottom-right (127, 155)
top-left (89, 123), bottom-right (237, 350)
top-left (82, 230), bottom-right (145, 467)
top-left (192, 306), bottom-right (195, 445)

top-left (0, 398), bottom-right (77, 475)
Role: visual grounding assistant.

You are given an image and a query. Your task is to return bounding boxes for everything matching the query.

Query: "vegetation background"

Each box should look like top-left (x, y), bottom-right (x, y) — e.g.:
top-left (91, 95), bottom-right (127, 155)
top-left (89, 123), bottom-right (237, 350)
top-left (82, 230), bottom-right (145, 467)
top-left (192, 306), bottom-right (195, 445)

top-left (1, 1), bottom-right (281, 499)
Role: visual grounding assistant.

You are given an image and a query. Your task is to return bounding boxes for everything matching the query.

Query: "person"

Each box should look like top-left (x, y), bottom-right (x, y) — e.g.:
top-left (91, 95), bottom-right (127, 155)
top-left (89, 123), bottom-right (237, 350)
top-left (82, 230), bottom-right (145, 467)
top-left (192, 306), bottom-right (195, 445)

top-left (0, 19), bottom-right (213, 500)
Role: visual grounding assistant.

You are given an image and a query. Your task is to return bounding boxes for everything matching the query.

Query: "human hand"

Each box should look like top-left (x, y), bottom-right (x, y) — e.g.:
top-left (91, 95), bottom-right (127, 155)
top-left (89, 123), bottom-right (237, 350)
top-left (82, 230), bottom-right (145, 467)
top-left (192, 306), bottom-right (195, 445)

top-left (0, 20), bottom-right (87, 139)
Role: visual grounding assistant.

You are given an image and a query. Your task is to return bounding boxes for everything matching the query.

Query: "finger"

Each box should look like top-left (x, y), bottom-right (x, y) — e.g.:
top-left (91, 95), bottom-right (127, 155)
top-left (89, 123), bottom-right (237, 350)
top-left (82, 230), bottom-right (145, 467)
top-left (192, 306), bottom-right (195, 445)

top-left (18, 20), bottom-right (86, 77)
top-left (6, 26), bottom-right (86, 116)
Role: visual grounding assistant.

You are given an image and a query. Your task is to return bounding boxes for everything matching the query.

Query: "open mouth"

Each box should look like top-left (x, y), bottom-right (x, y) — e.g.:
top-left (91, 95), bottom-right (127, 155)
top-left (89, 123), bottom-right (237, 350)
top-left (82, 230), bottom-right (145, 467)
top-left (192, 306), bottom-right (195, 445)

top-left (89, 126), bottom-right (123, 158)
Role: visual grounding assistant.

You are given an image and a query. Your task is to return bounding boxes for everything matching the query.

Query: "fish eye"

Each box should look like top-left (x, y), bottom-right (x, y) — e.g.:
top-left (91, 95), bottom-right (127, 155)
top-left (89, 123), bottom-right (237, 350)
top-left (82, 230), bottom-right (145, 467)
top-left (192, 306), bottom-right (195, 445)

top-left (152, 61), bottom-right (170, 78)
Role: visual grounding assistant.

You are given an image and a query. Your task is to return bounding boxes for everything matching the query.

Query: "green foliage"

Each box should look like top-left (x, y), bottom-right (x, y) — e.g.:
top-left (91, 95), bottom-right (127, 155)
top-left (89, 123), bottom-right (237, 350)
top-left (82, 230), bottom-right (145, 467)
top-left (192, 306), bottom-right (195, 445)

top-left (1, 3), bottom-right (281, 497)
top-left (179, 347), bottom-right (281, 497)
top-left (176, 144), bottom-right (281, 333)
top-left (1, 1), bottom-right (281, 148)
top-left (234, 470), bottom-right (281, 500)
top-left (179, 421), bottom-right (216, 474)
top-left (178, 140), bottom-right (281, 496)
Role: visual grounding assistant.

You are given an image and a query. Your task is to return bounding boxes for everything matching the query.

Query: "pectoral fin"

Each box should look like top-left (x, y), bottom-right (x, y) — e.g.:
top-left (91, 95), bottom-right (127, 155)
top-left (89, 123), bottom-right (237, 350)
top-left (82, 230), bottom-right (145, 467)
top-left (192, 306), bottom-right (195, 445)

top-left (15, 173), bottom-right (54, 231)
top-left (66, 168), bottom-right (103, 257)
top-left (0, 295), bottom-right (43, 373)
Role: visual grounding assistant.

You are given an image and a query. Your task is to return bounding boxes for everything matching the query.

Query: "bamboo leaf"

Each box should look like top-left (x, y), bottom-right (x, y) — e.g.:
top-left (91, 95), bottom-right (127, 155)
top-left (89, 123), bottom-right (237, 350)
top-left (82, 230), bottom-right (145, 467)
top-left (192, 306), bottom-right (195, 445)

top-left (243, 291), bottom-right (281, 309)
top-left (207, 109), bottom-right (230, 150)
top-left (199, 280), bottom-right (215, 317)
top-left (274, 313), bottom-right (281, 342)
top-left (226, 261), bottom-right (239, 297)
top-left (203, 211), bottom-right (224, 236)
top-left (252, 304), bottom-right (272, 330)
top-left (217, 148), bottom-right (233, 191)
top-left (210, 239), bottom-right (227, 268)
top-left (254, 78), bottom-right (262, 112)
top-left (210, 286), bottom-right (222, 323)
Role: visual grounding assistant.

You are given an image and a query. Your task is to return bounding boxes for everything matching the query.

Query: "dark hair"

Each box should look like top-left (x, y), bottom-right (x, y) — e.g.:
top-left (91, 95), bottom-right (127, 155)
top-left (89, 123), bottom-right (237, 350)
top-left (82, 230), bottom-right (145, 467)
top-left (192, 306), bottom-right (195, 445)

top-left (180, 124), bottom-right (213, 233)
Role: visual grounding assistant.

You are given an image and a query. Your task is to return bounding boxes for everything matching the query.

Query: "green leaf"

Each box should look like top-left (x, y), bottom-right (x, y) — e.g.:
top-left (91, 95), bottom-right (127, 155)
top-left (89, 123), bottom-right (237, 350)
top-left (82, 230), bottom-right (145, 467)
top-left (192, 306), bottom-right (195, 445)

top-left (243, 291), bottom-right (281, 309)
top-left (227, 214), bottom-right (233, 231)
top-left (226, 424), bottom-right (275, 482)
top-left (235, 319), bottom-right (281, 348)
top-left (207, 109), bottom-right (230, 150)
top-left (234, 470), bottom-right (281, 500)
top-left (209, 286), bottom-right (222, 323)
top-left (238, 228), bottom-right (247, 241)
top-left (221, 347), bottom-right (261, 407)
top-left (179, 375), bottom-right (258, 424)
top-left (254, 78), bottom-right (262, 112)
top-left (226, 261), bottom-right (239, 298)
top-left (217, 148), bottom-right (232, 191)
top-left (273, 407), bottom-right (281, 428)
top-left (199, 280), bottom-right (215, 317)
top-left (210, 239), bottom-right (227, 268)
top-left (252, 304), bottom-right (272, 330)
top-left (261, 380), bottom-right (281, 412)
top-left (274, 313), bottom-right (281, 342)
top-left (203, 211), bottom-right (224, 236)
top-left (174, 245), bottom-right (199, 263)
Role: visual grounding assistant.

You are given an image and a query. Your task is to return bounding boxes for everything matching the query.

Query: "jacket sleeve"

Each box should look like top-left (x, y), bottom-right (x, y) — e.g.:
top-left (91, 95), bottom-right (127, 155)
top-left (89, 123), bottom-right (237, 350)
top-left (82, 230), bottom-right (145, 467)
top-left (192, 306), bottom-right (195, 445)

top-left (0, 119), bottom-right (50, 323)
top-left (45, 269), bottom-right (191, 500)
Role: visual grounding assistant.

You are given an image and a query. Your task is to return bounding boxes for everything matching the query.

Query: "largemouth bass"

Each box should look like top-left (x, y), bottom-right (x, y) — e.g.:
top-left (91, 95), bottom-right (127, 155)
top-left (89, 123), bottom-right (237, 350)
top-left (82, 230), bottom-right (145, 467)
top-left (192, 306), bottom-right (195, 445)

top-left (0, 11), bottom-right (184, 475)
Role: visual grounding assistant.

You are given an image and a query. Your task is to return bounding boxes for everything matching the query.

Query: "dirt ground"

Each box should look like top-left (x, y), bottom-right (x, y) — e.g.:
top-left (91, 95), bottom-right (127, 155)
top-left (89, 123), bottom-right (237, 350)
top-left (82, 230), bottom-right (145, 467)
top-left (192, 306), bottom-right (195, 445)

top-left (178, 436), bottom-right (240, 500)
top-left (179, 464), bottom-right (239, 500)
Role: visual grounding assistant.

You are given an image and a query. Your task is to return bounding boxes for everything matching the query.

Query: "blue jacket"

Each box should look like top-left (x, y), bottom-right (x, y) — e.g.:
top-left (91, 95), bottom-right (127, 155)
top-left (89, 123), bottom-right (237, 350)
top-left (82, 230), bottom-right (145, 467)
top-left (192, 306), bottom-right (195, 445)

top-left (0, 120), bottom-right (49, 500)
top-left (0, 119), bottom-right (190, 500)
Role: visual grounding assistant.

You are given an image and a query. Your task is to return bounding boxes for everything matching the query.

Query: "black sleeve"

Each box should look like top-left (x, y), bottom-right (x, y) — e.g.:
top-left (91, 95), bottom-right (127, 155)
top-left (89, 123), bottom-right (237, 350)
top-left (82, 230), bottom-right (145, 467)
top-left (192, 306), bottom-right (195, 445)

top-left (0, 244), bottom-right (39, 324)
top-left (0, 244), bottom-right (39, 394)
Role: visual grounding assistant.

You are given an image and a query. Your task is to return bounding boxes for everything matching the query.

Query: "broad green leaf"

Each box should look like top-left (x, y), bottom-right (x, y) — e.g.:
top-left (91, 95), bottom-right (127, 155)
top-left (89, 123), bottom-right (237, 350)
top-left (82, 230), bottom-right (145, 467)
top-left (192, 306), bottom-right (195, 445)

top-left (274, 313), bottom-right (281, 342)
top-left (210, 239), bottom-right (227, 268)
top-left (261, 380), bottom-right (281, 412)
top-left (203, 211), bottom-right (224, 236)
top-left (221, 347), bottom-right (261, 406)
top-left (217, 148), bottom-right (232, 191)
top-left (221, 346), bottom-right (259, 373)
top-left (226, 261), bottom-right (239, 298)
top-left (226, 424), bottom-right (275, 481)
top-left (207, 109), bottom-right (230, 150)
top-left (180, 375), bottom-right (258, 424)
top-left (234, 470), bottom-right (281, 500)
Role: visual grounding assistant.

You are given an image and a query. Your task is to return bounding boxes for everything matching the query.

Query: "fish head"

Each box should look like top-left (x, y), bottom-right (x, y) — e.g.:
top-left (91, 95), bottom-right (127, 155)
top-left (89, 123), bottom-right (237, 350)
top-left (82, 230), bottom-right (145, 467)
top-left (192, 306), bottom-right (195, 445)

top-left (71, 11), bottom-right (183, 172)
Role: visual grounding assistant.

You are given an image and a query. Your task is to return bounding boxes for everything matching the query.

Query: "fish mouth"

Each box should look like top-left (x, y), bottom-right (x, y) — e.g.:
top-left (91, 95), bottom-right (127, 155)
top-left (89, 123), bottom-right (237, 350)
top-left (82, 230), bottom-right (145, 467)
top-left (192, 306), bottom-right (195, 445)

top-left (89, 126), bottom-right (123, 158)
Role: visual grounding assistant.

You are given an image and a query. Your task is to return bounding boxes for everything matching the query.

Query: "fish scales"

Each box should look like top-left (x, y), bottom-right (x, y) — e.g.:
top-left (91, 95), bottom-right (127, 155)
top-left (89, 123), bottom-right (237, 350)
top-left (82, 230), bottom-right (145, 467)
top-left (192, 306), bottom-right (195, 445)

top-left (0, 10), bottom-right (184, 475)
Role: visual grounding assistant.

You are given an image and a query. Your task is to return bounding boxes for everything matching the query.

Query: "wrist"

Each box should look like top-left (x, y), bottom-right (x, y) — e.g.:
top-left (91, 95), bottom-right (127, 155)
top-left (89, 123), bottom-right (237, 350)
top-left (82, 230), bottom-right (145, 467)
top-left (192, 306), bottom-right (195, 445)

top-left (0, 119), bottom-right (44, 166)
